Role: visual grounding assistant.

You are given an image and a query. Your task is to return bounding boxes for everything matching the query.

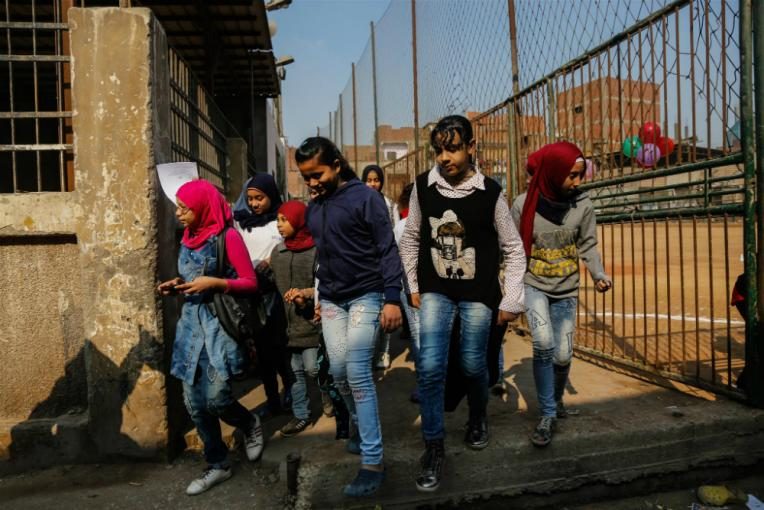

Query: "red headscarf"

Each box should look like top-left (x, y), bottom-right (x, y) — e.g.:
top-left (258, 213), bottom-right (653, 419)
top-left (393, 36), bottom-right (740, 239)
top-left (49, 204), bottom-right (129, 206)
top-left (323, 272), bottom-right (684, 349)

top-left (519, 141), bottom-right (584, 256)
top-left (177, 179), bottom-right (232, 250)
top-left (279, 200), bottom-right (315, 252)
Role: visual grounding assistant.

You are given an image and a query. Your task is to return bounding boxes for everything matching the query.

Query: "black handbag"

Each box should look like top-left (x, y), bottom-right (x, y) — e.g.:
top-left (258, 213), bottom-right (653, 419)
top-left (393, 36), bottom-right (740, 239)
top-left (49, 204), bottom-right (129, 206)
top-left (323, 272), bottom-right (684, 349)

top-left (210, 228), bottom-right (267, 343)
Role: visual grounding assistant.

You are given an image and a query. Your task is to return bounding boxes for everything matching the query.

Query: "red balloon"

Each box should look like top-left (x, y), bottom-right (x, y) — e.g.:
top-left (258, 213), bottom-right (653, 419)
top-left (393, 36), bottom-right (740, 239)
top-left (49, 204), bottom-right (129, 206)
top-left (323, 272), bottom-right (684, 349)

top-left (639, 122), bottom-right (662, 144)
top-left (657, 136), bottom-right (675, 156)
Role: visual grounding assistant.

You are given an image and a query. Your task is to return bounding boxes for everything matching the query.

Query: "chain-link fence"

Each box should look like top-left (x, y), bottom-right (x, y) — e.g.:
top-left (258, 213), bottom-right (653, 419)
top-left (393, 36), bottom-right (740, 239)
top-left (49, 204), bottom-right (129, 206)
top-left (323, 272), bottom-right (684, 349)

top-left (317, 0), bottom-right (760, 402)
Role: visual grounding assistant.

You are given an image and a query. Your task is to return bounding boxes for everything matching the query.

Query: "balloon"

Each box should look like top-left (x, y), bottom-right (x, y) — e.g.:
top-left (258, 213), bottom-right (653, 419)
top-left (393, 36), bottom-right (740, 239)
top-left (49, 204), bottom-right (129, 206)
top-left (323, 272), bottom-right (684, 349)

top-left (584, 159), bottom-right (596, 180)
top-left (636, 143), bottom-right (661, 167)
top-left (622, 136), bottom-right (643, 158)
top-left (639, 122), bottom-right (662, 144)
top-left (657, 136), bottom-right (675, 156)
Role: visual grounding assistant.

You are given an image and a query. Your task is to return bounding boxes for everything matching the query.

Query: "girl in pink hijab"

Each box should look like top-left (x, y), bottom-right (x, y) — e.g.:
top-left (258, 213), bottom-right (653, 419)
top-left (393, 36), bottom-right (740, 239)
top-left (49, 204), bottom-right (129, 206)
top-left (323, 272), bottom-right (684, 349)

top-left (157, 179), bottom-right (263, 496)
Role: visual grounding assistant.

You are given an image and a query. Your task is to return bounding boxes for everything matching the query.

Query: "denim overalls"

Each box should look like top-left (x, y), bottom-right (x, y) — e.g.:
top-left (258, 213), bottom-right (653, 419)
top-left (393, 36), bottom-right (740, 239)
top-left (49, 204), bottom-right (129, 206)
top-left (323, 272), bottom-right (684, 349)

top-left (170, 237), bottom-right (246, 385)
top-left (170, 236), bottom-right (253, 468)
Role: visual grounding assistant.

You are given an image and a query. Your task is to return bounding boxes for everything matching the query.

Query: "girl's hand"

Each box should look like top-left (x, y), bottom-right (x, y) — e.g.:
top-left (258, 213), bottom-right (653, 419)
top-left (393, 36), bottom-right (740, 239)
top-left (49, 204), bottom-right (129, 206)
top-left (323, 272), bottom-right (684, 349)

top-left (283, 288), bottom-right (299, 303)
top-left (595, 279), bottom-right (612, 293)
top-left (409, 293), bottom-right (421, 309)
top-left (284, 288), bottom-right (307, 307)
top-left (175, 276), bottom-right (227, 295)
top-left (380, 303), bottom-right (402, 333)
top-left (255, 259), bottom-right (270, 273)
top-left (497, 310), bottom-right (519, 325)
top-left (157, 277), bottom-right (183, 296)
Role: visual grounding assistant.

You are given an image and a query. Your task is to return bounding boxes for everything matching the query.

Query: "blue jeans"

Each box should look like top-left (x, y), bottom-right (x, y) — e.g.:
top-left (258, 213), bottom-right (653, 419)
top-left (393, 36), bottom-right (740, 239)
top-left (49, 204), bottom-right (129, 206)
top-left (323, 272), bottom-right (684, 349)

top-left (290, 347), bottom-right (319, 420)
top-left (401, 290), bottom-right (421, 362)
top-left (417, 293), bottom-right (493, 441)
top-left (525, 284), bottom-right (577, 417)
top-left (183, 347), bottom-right (254, 468)
top-left (320, 292), bottom-right (384, 465)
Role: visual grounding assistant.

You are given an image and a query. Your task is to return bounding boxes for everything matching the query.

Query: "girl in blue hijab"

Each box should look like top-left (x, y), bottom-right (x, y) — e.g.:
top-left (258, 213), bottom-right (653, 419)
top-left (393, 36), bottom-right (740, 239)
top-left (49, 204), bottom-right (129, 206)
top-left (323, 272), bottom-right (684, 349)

top-left (234, 173), bottom-right (293, 416)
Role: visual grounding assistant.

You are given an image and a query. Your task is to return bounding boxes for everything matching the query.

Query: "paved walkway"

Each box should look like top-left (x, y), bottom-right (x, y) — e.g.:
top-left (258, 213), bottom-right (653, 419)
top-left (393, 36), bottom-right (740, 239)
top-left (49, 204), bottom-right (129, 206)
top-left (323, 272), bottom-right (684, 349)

top-left (3, 332), bottom-right (764, 509)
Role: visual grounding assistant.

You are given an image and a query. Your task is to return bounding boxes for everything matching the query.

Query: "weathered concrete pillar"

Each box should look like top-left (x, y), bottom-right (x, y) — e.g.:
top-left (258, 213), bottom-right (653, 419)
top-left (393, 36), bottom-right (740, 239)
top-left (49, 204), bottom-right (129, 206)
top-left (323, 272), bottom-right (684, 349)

top-left (68, 7), bottom-right (169, 458)
top-left (226, 137), bottom-right (249, 202)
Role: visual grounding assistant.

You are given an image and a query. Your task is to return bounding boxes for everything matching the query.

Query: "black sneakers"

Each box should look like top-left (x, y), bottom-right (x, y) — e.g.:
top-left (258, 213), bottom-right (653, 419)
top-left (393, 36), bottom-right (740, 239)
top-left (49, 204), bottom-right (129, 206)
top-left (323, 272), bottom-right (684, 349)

top-left (464, 416), bottom-right (489, 450)
top-left (415, 439), bottom-right (445, 492)
top-left (530, 416), bottom-right (556, 447)
top-left (279, 417), bottom-right (310, 438)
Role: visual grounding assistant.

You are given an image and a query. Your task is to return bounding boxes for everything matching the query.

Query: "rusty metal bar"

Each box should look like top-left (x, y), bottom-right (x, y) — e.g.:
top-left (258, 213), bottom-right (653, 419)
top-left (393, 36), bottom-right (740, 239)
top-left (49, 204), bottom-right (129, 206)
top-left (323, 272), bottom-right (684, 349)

top-left (0, 54), bottom-right (70, 62)
top-left (507, 0), bottom-right (520, 95)
top-left (0, 111), bottom-right (72, 118)
top-left (0, 21), bottom-right (68, 29)
top-left (0, 144), bottom-right (72, 151)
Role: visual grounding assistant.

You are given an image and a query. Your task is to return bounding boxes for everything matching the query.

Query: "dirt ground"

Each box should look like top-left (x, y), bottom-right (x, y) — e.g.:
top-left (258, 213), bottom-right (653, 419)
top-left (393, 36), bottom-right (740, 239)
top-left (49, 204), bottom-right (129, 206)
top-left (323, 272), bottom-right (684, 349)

top-left (578, 219), bottom-right (745, 388)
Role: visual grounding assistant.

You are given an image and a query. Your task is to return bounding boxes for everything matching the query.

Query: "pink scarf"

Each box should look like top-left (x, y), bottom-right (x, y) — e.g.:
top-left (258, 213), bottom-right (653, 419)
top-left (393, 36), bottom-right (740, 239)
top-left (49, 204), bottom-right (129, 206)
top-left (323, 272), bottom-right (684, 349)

top-left (177, 179), bottom-right (232, 250)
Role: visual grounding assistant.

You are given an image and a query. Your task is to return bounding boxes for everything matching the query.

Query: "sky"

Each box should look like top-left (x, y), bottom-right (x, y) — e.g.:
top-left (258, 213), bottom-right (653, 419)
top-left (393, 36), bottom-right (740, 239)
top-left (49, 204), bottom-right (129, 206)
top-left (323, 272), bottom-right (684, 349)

top-left (268, 0), bottom-right (390, 147)
top-left (268, 0), bottom-right (737, 153)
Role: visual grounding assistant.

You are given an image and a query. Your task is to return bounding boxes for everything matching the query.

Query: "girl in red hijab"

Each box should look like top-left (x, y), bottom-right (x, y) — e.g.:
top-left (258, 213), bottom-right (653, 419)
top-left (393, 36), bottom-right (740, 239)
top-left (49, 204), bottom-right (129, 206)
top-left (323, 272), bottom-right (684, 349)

top-left (157, 179), bottom-right (263, 496)
top-left (511, 142), bottom-right (611, 448)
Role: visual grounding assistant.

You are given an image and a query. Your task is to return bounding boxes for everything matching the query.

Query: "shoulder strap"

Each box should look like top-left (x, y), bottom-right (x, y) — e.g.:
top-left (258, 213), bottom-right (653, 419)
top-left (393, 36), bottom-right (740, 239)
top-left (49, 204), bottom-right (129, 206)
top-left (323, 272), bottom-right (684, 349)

top-left (216, 227), bottom-right (228, 277)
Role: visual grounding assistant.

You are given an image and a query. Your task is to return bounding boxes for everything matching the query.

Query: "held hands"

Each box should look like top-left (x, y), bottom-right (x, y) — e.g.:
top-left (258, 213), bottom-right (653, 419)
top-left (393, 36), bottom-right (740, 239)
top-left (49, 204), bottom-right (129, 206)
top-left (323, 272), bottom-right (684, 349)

top-left (497, 310), bottom-right (519, 326)
top-left (380, 303), bottom-right (403, 333)
top-left (312, 303), bottom-right (322, 324)
top-left (409, 293), bottom-right (421, 309)
top-left (595, 279), bottom-right (612, 293)
top-left (284, 288), bottom-right (312, 308)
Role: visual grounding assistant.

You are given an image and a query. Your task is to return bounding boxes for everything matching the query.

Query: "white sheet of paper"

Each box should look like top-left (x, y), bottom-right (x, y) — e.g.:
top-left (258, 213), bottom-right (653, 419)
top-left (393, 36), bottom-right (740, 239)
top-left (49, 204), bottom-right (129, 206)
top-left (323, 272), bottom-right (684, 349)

top-left (157, 162), bottom-right (199, 205)
top-left (748, 494), bottom-right (764, 509)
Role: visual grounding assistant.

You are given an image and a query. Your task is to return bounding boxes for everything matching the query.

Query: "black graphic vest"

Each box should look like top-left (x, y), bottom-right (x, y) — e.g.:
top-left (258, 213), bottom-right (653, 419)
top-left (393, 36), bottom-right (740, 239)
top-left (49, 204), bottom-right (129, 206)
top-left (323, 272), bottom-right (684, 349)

top-left (416, 171), bottom-right (502, 307)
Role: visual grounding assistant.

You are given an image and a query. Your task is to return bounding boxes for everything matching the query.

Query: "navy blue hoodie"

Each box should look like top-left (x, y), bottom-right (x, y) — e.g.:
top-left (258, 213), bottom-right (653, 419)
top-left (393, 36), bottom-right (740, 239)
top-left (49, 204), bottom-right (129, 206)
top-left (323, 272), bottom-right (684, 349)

top-left (307, 178), bottom-right (403, 303)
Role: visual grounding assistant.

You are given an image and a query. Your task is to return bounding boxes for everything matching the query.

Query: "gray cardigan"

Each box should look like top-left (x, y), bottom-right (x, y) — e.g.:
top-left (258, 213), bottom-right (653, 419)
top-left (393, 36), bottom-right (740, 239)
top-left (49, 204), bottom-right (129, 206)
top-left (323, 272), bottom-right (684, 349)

top-left (269, 243), bottom-right (320, 349)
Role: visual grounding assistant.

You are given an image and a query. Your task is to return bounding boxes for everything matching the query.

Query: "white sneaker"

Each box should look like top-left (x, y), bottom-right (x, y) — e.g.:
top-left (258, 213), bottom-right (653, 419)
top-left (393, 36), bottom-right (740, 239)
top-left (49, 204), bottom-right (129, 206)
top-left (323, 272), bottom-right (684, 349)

top-left (185, 467), bottom-right (232, 496)
top-left (244, 413), bottom-right (264, 461)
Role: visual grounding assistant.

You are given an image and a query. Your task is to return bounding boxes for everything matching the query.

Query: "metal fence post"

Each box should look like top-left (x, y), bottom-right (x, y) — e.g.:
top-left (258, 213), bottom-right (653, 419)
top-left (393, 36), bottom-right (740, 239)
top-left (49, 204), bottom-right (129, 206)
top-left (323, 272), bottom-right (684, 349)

top-left (507, 100), bottom-right (519, 200)
top-left (339, 94), bottom-right (344, 154)
top-left (740, 0), bottom-right (762, 406)
top-left (753, 0), bottom-right (764, 334)
top-left (546, 78), bottom-right (556, 143)
top-left (507, 0), bottom-right (521, 200)
top-left (352, 62), bottom-right (359, 171)
top-left (371, 21), bottom-right (381, 166)
top-left (412, 0), bottom-right (420, 174)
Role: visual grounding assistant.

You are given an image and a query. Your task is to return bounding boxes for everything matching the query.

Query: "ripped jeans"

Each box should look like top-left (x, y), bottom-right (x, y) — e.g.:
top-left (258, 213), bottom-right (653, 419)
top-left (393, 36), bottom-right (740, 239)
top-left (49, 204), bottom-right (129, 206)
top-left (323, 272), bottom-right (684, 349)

top-left (320, 292), bottom-right (384, 465)
top-left (182, 347), bottom-right (255, 468)
top-left (525, 284), bottom-right (577, 418)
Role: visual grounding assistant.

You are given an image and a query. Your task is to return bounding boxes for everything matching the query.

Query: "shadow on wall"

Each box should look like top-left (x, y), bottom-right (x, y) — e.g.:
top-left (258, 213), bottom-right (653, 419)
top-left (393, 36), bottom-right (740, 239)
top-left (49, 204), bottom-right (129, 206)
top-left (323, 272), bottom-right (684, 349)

top-left (6, 327), bottom-right (177, 473)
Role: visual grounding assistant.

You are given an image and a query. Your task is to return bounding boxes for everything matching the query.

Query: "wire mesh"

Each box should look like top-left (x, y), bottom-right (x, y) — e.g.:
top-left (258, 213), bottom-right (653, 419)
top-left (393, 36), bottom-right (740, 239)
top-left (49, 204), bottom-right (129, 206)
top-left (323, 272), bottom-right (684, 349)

top-left (514, 0), bottom-right (674, 88)
top-left (317, 0), bottom-right (748, 397)
top-left (416, 0), bottom-right (513, 123)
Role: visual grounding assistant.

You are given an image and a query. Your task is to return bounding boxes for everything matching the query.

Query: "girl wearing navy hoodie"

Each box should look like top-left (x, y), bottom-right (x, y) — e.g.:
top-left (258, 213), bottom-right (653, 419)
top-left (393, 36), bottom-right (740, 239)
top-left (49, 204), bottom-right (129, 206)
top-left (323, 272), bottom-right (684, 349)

top-left (296, 137), bottom-right (403, 498)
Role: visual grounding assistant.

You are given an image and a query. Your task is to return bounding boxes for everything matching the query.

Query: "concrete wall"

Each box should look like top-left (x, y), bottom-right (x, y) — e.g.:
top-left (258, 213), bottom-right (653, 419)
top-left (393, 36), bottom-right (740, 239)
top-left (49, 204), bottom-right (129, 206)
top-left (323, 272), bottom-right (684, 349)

top-left (0, 7), bottom-right (178, 473)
